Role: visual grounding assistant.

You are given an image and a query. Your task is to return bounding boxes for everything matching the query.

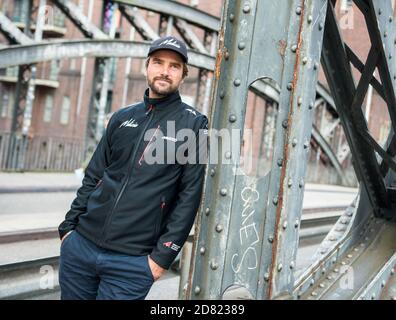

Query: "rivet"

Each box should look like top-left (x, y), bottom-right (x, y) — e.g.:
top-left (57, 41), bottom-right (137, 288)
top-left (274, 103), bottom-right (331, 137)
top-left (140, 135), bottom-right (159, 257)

top-left (229, 14), bottom-right (235, 22)
top-left (220, 188), bottom-right (227, 196)
top-left (354, 247), bottom-right (359, 252)
top-left (346, 211), bottom-right (353, 217)
top-left (314, 62), bottom-right (319, 70)
top-left (229, 114), bottom-right (237, 122)
top-left (303, 140), bottom-right (310, 149)
top-left (264, 273), bottom-right (270, 281)
top-left (321, 249), bottom-right (327, 254)
top-left (282, 119), bottom-right (288, 129)
top-left (205, 208), bottom-right (210, 216)
top-left (290, 262), bottom-right (295, 269)
top-left (319, 283), bottom-right (325, 288)
top-left (347, 254), bottom-right (352, 258)
top-left (234, 79), bottom-right (241, 86)
top-left (371, 293), bottom-right (376, 300)
top-left (329, 236), bottom-right (336, 241)
top-left (311, 291), bottom-right (318, 297)
top-left (302, 57), bottom-right (308, 65)
top-left (268, 235), bottom-right (274, 243)
top-left (287, 82), bottom-right (293, 91)
top-left (292, 138), bottom-right (298, 147)
top-left (282, 221), bottom-right (288, 230)
top-left (273, 197), bottom-right (278, 205)
top-left (341, 261), bottom-right (346, 266)
top-left (210, 260), bottom-right (219, 270)
top-left (334, 268), bottom-right (339, 273)
top-left (309, 102), bottom-right (314, 110)
top-left (384, 32), bottom-right (388, 38)
top-left (299, 179), bottom-right (304, 188)
top-left (307, 15), bottom-right (313, 24)
top-left (277, 263), bottom-right (283, 272)
top-left (215, 224), bottom-right (223, 232)
top-left (381, 280), bottom-right (386, 287)
top-left (378, 9), bottom-right (382, 15)
top-left (319, 22), bottom-right (324, 31)
top-left (391, 268), bottom-right (395, 276)
top-left (310, 279), bottom-right (315, 286)
top-left (210, 168), bottom-right (216, 177)
top-left (296, 7), bottom-right (302, 15)
top-left (243, 5), bottom-right (251, 14)
top-left (220, 90), bottom-right (225, 99)
top-left (389, 16), bottom-right (393, 23)
top-left (194, 286), bottom-right (201, 295)
top-left (277, 158), bottom-right (283, 167)
top-left (294, 220), bottom-right (299, 228)
top-left (390, 54), bottom-right (393, 60)
top-left (225, 151), bottom-right (231, 159)
top-left (327, 275), bottom-right (333, 280)
top-left (238, 42), bottom-right (246, 50)
top-left (291, 44), bottom-right (298, 52)
top-left (200, 247), bottom-right (206, 255)
top-left (224, 50), bottom-right (230, 60)
top-left (288, 178), bottom-right (293, 188)
top-left (297, 97), bottom-right (303, 106)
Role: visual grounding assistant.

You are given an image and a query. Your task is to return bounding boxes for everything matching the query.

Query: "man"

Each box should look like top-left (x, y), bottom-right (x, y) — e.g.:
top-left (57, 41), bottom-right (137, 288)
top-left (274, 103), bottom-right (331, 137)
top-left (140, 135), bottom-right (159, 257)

top-left (58, 36), bottom-right (208, 300)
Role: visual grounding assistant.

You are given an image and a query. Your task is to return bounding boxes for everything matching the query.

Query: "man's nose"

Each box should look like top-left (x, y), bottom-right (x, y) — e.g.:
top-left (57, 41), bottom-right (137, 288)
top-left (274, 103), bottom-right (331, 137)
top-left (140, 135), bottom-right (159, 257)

top-left (161, 65), bottom-right (170, 76)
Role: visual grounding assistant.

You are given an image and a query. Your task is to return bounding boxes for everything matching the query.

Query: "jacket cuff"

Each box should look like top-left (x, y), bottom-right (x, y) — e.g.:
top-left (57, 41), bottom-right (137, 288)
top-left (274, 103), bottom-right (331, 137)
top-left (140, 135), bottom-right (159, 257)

top-left (149, 250), bottom-right (178, 270)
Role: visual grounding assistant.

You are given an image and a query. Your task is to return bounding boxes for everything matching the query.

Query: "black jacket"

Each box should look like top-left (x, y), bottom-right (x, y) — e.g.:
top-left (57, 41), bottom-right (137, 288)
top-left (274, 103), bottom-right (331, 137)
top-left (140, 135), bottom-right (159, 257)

top-left (58, 89), bottom-right (208, 269)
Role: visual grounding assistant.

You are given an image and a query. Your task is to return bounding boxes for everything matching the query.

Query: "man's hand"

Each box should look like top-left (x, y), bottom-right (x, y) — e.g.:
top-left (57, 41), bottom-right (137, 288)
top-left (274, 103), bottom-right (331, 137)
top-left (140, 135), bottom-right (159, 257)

top-left (61, 230), bottom-right (73, 244)
top-left (148, 255), bottom-right (165, 281)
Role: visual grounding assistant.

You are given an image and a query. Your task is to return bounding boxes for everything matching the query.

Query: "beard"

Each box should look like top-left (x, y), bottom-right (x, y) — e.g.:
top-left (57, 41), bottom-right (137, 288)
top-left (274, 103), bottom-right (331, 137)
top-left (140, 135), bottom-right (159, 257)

top-left (148, 76), bottom-right (178, 97)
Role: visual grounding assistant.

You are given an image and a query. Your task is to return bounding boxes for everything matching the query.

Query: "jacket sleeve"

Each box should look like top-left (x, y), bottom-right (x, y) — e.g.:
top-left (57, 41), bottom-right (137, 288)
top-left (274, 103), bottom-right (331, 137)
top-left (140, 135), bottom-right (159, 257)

top-left (150, 115), bottom-right (208, 269)
top-left (58, 115), bottom-right (116, 239)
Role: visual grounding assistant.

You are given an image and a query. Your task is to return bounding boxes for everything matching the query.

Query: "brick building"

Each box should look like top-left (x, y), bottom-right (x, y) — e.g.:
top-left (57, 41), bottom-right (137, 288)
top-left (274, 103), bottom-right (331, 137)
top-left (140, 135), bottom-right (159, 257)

top-left (0, 0), bottom-right (392, 186)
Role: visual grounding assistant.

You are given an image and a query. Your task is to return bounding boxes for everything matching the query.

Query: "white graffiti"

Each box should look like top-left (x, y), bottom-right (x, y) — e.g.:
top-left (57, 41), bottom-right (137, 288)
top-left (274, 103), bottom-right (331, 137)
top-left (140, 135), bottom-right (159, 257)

top-left (231, 186), bottom-right (260, 273)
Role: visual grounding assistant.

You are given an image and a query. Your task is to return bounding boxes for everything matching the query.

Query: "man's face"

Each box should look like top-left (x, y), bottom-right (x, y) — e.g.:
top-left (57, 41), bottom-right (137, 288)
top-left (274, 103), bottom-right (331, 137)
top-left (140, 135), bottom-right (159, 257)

top-left (146, 50), bottom-right (184, 99)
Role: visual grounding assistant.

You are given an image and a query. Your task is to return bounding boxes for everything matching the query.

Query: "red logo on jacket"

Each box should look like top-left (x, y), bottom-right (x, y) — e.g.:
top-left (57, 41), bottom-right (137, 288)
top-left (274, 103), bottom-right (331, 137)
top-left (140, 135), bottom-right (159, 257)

top-left (163, 241), bottom-right (172, 248)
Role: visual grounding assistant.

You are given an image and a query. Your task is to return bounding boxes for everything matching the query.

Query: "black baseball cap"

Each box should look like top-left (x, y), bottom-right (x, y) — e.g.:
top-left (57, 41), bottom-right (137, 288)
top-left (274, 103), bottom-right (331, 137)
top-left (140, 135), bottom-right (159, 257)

top-left (147, 36), bottom-right (188, 63)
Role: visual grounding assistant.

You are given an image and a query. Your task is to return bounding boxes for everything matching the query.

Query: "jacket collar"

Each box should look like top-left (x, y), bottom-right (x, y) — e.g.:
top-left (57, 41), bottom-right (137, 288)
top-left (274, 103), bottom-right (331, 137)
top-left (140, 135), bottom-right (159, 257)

top-left (143, 88), bottom-right (182, 113)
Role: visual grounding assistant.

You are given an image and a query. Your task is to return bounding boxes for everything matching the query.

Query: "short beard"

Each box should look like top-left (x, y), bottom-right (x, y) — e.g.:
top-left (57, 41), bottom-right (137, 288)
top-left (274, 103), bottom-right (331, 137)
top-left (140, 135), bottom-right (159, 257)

top-left (147, 76), bottom-right (178, 98)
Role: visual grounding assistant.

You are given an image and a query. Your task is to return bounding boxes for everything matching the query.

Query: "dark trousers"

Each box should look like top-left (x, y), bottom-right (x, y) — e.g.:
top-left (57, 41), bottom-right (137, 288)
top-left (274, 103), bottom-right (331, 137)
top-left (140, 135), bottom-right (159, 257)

top-left (59, 230), bottom-right (154, 300)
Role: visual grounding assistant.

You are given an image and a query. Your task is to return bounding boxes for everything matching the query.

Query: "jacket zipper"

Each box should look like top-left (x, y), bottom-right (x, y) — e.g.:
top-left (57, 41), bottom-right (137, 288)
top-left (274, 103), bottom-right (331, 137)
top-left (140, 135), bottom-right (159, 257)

top-left (99, 105), bottom-right (155, 245)
top-left (138, 124), bottom-right (161, 166)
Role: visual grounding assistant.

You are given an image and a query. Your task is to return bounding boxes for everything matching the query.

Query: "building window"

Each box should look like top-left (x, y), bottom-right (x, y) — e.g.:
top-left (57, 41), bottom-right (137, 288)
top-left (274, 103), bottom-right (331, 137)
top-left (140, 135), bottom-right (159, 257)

top-left (340, 0), bottom-right (353, 12)
top-left (0, 87), bottom-right (14, 118)
top-left (50, 60), bottom-right (60, 81)
top-left (43, 93), bottom-right (53, 122)
top-left (69, 58), bottom-right (77, 70)
top-left (60, 96), bottom-right (70, 125)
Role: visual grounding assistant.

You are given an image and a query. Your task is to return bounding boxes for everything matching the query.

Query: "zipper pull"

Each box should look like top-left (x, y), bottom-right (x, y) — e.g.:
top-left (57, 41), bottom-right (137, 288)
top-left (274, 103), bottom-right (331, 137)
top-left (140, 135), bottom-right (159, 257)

top-left (160, 196), bottom-right (166, 210)
top-left (145, 104), bottom-right (154, 116)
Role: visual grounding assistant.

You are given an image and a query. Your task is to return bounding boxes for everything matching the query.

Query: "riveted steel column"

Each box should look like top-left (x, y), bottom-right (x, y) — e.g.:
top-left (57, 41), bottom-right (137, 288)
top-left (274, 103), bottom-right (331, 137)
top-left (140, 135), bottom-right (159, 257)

top-left (257, 0), bottom-right (328, 299)
top-left (188, 0), bottom-right (328, 300)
